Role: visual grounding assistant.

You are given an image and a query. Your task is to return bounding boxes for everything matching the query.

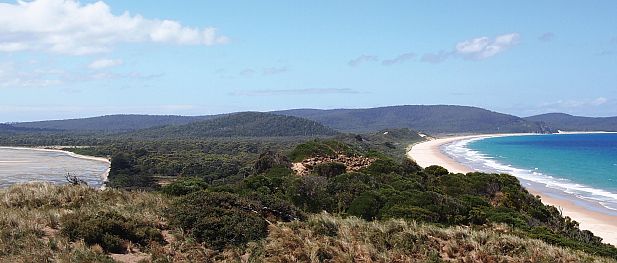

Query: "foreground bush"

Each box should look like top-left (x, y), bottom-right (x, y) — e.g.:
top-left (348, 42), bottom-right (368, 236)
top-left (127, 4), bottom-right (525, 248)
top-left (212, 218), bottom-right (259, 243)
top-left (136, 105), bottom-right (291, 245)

top-left (167, 191), bottom-right (268, 249)
top-left (261, 213), bottom-right (614, 262)
top-left (160, 177), bottom-right (208, 196)
top-left (61, 210), bottom-right (164, 253)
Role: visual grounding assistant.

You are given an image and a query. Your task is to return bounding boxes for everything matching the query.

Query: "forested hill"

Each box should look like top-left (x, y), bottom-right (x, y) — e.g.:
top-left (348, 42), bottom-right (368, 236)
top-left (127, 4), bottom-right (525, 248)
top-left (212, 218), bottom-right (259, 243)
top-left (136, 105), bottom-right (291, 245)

top-left (130, 112), bottom-right (338, 138)
top-left (11, 114), bottom-right (215, 133)
top-left (0, 124), bottom-right (50, 134)
top-left (525, 113), bottom-right (617, 132)
top-left (275, 105), bottom-right (553, 134)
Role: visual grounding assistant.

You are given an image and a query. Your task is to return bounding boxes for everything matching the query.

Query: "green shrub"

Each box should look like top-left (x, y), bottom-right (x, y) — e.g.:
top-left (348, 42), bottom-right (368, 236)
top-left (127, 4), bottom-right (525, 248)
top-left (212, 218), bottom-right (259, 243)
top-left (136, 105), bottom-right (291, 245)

top-left (401, 158), bottom-right (422, 173)
top-left (425, 165), bottom-right (449, 176)
top-left (289, 140), bottom-right (352, 162)
top-left (360, 158), bottom-right (402, 175)
top-left (287, 176), bottom-right (333, 213)
top-left (380, 204), bottom-right (439, 222)
top-left (313, 162), bottom-right (347, 178)
top-left (347, 192), bottom-right (382, 220)
top-left (167, 191), bottom-right (268, 249)
top-left (160, 177), bottom-right (208, 196)
top-left (289, 141), bottom-right (335, 162)
top-left (326, 172), bottom-right (376, 213)
top-left (254, 150), bottom-right (291, 174)
top-left (61, 211), bottom-right (163, 253)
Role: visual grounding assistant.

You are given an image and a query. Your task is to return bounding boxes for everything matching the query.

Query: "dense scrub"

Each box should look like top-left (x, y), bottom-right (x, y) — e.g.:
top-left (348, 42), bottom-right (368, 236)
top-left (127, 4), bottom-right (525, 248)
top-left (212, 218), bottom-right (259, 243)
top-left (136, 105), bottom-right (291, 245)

top-left (165, 139), bottom-right (617, 259)
top-left (0, 133), bottom-right (615, 261)
top-left (61, 211), bottom-right (163, 253)
top-left (0, 184), bottom-right (613, 262)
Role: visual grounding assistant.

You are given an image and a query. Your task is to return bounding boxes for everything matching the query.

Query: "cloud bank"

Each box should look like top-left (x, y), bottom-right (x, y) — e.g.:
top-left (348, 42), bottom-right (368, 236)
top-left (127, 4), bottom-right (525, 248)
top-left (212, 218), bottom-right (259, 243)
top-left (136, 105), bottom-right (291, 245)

top-left (455, 33), bottom-right (520, 60)
top-left (231, 88), bottom-right (360, 96)
top-left (348, 55), bottom-right (379, 67)
top-left (0, 0), bottom-right (229, 55)
top-left (381, 53), bottom-right (416, 66)
top-left (349, 33), bottom-right (520, 66)
top-left (88, 59), bottom-right (123, 69)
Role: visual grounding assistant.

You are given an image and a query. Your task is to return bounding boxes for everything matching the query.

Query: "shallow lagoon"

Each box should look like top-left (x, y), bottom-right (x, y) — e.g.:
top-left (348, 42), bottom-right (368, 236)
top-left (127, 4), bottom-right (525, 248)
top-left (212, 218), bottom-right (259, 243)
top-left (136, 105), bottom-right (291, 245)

top-left (0, 147), bottom-right (109, 188)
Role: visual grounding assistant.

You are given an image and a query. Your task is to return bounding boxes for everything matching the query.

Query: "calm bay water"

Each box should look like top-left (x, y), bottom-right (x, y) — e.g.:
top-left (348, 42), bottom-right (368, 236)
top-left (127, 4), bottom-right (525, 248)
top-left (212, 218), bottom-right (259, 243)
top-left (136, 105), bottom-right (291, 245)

top-left (0, 147), bottom-right (109, 188)
top-left (443, 133), bottom-right (617, 212)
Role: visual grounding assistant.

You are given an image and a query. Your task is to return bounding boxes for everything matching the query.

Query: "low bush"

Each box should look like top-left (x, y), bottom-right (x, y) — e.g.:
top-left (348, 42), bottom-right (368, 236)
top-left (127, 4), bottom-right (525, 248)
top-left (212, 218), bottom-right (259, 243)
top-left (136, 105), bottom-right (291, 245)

top-left (313, 162), bottom-right (347, 178)
top-left (160, 177), bottom-right (208, 196)
top-left (167, 191), bottom-right (268, 250)
top-left (61, 211), bottom-right (163, 253)
top-left (425, 165), bottom-right (449, 176)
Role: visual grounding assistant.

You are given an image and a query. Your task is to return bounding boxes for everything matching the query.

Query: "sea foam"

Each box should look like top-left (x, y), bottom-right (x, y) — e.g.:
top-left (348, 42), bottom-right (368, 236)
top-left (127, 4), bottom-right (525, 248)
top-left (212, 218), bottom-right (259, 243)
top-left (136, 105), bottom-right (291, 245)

top-left (443, 138), bottom-right (617, 212)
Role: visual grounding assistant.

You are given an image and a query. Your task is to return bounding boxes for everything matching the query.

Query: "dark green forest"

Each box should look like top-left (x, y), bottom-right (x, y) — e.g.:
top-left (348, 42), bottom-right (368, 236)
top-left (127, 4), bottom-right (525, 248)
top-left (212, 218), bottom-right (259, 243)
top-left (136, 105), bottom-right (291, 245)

top-left (275, 105), bottom-right (554, 134)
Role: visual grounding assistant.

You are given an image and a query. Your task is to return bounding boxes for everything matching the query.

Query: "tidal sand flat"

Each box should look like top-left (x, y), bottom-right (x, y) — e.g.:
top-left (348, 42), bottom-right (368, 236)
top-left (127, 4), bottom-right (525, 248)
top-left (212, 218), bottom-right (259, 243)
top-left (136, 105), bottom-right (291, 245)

top-left (0, 147), bottom-right (110, 189)
top-left (409, 133), bottom-right (617, 246)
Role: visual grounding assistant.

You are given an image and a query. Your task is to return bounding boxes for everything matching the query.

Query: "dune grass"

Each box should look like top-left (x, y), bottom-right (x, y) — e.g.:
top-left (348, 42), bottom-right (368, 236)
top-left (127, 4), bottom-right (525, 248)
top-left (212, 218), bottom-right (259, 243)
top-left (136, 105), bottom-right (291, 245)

top-left (260, 213), bottom-right (613, 262)
top-left (0, 183), bottom-right (613, 262)
top-left (0, 183), bottom-right (166, 262)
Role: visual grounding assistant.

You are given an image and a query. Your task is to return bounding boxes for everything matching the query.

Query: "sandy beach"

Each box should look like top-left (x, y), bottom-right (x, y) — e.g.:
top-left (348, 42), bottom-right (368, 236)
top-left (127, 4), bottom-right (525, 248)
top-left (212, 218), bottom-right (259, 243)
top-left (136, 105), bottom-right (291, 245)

top-left (408, 134), bottom-right (617, 246)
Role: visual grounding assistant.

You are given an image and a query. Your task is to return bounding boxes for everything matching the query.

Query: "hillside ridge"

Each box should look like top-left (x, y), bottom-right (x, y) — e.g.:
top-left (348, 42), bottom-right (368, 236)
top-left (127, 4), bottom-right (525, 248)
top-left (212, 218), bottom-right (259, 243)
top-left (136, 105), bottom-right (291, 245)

top-left (274, 105), bottom-right (554, 134)
top-left (526, 113), bottom-right (617, 132)
top-left (129, 111), bottom-right (338, 138)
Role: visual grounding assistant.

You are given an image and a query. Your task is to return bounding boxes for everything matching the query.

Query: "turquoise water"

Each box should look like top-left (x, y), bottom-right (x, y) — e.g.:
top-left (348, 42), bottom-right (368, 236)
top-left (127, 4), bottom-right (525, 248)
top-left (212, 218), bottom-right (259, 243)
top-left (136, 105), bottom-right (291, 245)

top-left (443, 133), bottom-right (617, 212)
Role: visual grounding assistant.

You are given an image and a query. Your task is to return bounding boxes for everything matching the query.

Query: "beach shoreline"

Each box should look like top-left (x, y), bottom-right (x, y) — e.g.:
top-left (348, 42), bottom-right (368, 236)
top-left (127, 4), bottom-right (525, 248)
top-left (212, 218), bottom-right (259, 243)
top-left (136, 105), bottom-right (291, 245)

top-left (0, 146), bottom-right (111, 188)
top-left (408, 133), bottom-right (617, 246)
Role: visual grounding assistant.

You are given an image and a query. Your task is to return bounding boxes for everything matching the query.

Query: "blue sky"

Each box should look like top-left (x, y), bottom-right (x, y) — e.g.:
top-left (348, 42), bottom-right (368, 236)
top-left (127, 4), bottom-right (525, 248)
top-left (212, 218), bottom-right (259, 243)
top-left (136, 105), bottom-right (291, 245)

top-left (0, 0), bottom-right (616, 122)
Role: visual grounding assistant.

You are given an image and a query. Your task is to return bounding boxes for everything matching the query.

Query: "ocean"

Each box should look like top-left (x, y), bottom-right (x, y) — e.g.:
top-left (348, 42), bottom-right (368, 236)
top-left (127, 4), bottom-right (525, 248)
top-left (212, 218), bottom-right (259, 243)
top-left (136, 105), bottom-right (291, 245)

top-left (443, 133), bottom-right (617, 214)
top-left (0, 147), bottom-right (109, 188)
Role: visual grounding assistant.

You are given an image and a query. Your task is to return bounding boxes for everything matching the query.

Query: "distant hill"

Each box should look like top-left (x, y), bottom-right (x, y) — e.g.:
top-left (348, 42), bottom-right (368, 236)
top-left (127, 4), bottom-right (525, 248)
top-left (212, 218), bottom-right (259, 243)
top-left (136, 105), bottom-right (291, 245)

top-left (525, 113), bottom-right (617, 132)
top-left (12, 114), bottom-right (215, 133)
top-left (0, 124), bottom-right (49, 134)
top-left (131, 112), bottom-right (338, 138)
top-left (275, 105), bottom-right (553, 134)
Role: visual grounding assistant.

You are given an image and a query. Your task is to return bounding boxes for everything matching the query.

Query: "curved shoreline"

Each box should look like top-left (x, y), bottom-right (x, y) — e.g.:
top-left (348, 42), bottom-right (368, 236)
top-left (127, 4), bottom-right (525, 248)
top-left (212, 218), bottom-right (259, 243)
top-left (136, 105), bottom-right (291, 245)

top-left (0, 146), bottom-right (111, 188)
top-left (408, 133), bottom-right (617, 246)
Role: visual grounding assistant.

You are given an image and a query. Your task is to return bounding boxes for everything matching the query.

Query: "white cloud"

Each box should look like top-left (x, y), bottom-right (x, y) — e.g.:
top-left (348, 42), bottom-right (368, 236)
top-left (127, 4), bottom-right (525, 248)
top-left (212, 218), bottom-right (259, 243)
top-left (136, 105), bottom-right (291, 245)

top-left (591, 97), bottom-right (608, 106)
top-left (455, 33), bottom-right (520, 60)
top-left (0, 0), bottom-right (229, 55)
top-left (0, 62), bottom-right (63, 88)
top-left (381, 52), bottom-right (415, 65)
top-left (262, 66), bottom-right (288, 75)
top-left (348, 55), bottom-right (379, 67)
top-left (231, 88), bottom-right (361, 96)
top-left (88, 58), bottom-right (123, 69)
top-left (541, 97), bottom-right (609, 109)
top-left (421, 51), bottom-right (452, 64)
top-left (538, 32), bottom-right (555, 42)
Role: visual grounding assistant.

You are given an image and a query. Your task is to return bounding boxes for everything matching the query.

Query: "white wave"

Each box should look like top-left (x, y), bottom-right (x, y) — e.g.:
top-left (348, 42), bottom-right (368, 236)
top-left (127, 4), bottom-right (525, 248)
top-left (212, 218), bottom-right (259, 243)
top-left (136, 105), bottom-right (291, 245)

top-left (442, 138), bottom-right (617, 212)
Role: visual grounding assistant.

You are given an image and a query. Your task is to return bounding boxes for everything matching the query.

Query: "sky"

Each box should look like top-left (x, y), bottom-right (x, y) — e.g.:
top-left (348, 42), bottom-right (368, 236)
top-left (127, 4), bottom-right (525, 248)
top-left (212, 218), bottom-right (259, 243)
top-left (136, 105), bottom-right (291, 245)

top-left (0, 0), bottom-right (616, 122)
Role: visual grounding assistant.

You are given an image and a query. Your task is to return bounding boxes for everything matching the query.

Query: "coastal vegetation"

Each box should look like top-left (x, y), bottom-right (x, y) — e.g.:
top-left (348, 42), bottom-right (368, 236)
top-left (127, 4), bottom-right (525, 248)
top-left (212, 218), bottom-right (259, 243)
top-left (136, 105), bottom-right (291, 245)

top-left (1, 112), bottom-right (616, 261)
top-left (0, 182), bottom-right (613, 262)
top-left (1, 131), bottom-right (617, 262)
